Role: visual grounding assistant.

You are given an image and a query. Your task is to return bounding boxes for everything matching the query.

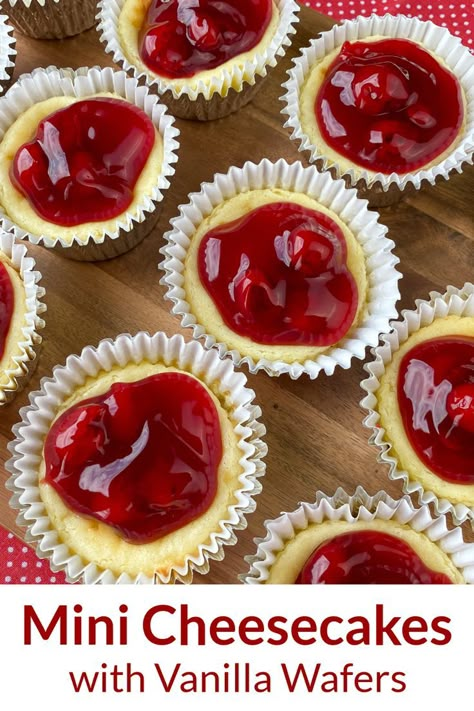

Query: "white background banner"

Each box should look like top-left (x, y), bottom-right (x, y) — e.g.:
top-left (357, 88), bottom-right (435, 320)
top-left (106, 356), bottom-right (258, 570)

top-left (1, 585), bottom-right (471, 709)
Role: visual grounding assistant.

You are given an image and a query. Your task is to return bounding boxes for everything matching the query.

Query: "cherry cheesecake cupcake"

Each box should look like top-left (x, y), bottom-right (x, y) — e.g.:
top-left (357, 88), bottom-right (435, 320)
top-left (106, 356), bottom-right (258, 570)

top-left (0, 66), bottom-right (180, 261)
top-left (98, 0), bottom-right (300, 120)
top-left (6, 332), bottom-right (266, 584)
top-left (282, 14), bottom-right (474, 205)
top-left (242, 488), bottom-right (474, 584)
top-left (362, 283), bottom-right (474, 525)
top-left (160, 159), bottom-right (401, 378)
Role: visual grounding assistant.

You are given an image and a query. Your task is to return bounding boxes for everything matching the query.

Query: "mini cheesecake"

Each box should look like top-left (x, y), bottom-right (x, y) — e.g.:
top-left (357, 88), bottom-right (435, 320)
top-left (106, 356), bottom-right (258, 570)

top-left (0, 93), bottom-right (163, 245)
top-left (376, 316), bottom-right (474, 508)
top-left (264, 518), bottom-right (464, 584)
top-left (297, 36), bottom-right (465, 179)
top-left (0, 248), bottom-right (27, 389)
top-left (118, 0), bottom-right (280, 93)
top-left (38, 360), bottom-right (244, 579)
top-left (182, 187), bottom-right (368, 364)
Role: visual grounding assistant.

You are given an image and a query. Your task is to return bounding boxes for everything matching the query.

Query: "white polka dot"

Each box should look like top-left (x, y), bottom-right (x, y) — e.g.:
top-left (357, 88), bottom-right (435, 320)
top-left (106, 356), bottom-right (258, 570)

top-left (4, 576), bottom-right (11, 583)
top-left (50, 576), bottom-right (56, 583)
top-left (21, 561), bottom-right (27, 568)
top-left (7, 533), bottom-right (13, 540)
top-left (7, 546), bottom-right (13, 553)
top-left (20, 576), bottom-right (26, 583)
top-left (35, 576), bottom-right (42, 583)
top-left (6, 562), bottom-right (12, 568)
top-left (36, 561), bottom-right (43, 568)
top-left (21, 546), bottom-right (27, 553)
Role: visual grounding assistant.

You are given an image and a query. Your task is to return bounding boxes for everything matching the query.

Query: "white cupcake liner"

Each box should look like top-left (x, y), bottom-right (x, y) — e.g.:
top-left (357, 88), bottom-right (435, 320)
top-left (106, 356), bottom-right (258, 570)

top-left (0, 15), bottom-right (16, 95)
top-left (159, 158), bottom-right (401, 379)
top-left (97, 0), bottom-right (300, 120)
top-left (5, 331), bottom-right (267, 584)
top-left (361, 282), bottom-right (474, 525)
top-left (0, 231), bottom-right (46, 406)
top-left (281, 14), bottom-right (474, 192)
top-left (5, 0), bottom-right (98, 39)
top-left (0, 65), bottom-right (180, 261)
top-left (242, 486), bottom-right (474, 584)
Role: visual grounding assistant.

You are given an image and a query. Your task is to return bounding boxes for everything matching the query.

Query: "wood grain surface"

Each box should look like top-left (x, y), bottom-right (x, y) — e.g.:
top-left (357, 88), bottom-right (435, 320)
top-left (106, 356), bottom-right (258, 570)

top-left (0, 7), bottom-right (473, 584)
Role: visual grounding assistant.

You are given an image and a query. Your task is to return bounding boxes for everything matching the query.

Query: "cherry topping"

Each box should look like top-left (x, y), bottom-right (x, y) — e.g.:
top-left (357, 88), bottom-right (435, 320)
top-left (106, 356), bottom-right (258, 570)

top-left (296, 530), bottom-right (453, 584)
top-left (0, 261), bottom-right (14, 361)
top-left (398, 337), bottom-right (474, 484)
top-left (44, 373), bottom-right (223, 544)
top-left (139, 0), bottom-right (273, 79)
top-left (198, 202), bottom-right (358, 347)
top-left (447, 383), bottom-right (474, 435)
top-left (286, 227), bottom-right (337, 277)
top-left (352, 65), bottom-right (410, 116)
top-left (186, 13), bottom-right (220, 51)
top-left (233, 268), bottom-right (277, 319)
top-left (316, 38), bottom-right (463, 174)
top-left (11, 98), bottom-right (155, 227)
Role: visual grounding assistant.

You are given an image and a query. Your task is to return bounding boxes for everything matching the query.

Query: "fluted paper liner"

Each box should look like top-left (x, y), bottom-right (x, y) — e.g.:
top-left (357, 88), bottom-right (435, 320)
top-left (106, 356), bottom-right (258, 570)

top-left (361, 282), bottom-right (474, 525)
top-left (0, 66), bottom-right (180, 261)
top-left (97, 0), bottom-right (300, 120)
top-left (0, 231), bottom-right (46, 406)
top-left (160, 158), bottom-right (401, 379)
top-left (242, 487), bottom-right (474, 583)
top-left (281, 14), bottom-right (474, 192)
top-left (5, 0), bottom-right (97, 39)
top-left (6, 332), bottom-right (267, 584)
top-left (0, 15), bottom-right (16, 94)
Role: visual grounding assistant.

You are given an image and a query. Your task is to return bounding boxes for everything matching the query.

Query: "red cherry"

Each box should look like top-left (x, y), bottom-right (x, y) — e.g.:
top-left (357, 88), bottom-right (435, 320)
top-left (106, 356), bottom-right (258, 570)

top-left (186, 13), bottom-right (220, 51)
top-left (369, 118), bottom-right (418, 166)
top-left (447, 383), bottom-right (474, 434)
top-left (352, 65), bottom-right (410, 116)
top-left (143, 22), bottom-right (191, 75)
top-left (287, 228), bottom-right (336, 277)
top-left (407, 103), bottom-right (437, 129)
top-left (54, 404), bottom-right (108, 464)
top-left (233, 268), bottom-right (276, 319)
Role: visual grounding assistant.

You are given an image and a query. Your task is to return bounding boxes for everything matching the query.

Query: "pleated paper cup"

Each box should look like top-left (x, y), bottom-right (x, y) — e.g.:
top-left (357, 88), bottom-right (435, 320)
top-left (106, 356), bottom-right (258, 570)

top-left (361, 282), bottom-right (474, 526)
top-left (0, 231), bottom-right (46, 406)
top-left (0, 14), bottom-right (15, 95)
top-left (160, 158), bottom-right (401, 379)
top-left (281, 14), bottom-right (474, 204)
top-left (6, 331), bottom-right (267, 584)
top-left (0, 65), bottom-right (180, 261)
top-left (242, 487), bottom-right (474, 584)
top-left (5, 0), bottom-right (98, 39)
top-left (97, 0), bottom-right (300, 120)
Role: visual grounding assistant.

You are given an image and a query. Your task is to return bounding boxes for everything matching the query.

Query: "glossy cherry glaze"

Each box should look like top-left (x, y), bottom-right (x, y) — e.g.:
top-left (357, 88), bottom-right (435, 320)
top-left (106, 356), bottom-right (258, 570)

top-left (316, 38), bottom-right (463, 174)
top-left (11, 98), bottom-right (155, 227)
top-left (198, 202), bottom-right (358, 346)
top-left (139, 0), bottom-right (273, 79)
top-left (0, 261), bottom-right (14, 361)
top-left (296, 530), bottom-right (452, 584)
top-left (398, 336), bottom-right (474, 484)
top-left (44, 372), bottom-right (223, 543)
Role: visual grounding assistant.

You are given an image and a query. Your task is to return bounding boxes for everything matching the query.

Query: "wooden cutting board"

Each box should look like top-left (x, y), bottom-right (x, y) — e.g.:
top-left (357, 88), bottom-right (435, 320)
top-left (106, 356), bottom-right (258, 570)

top-left (0, 7), bottom-right (473, 583)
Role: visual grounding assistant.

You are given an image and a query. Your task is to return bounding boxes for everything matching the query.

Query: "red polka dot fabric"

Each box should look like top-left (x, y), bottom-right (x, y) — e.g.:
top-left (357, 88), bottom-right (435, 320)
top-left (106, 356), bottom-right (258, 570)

top-left (0, 1), bottom-right (473, 584)
top-left (0, 528), bottom-right (66, 584)
top-left (303, 1), bottom-right (473, 48)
